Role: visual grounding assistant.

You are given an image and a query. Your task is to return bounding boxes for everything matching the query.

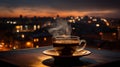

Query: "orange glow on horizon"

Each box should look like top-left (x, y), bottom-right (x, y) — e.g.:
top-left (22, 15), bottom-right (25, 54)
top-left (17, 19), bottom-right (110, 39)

top-left (0, 7), bottom-right (116, 17)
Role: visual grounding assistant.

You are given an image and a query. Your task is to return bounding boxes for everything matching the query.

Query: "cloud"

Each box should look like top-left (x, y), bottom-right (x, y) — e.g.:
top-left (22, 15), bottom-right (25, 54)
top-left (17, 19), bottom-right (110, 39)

top-left (0, 0), bottom-right (119, 10)
top-left (0, 0), bottom-right (119, 18)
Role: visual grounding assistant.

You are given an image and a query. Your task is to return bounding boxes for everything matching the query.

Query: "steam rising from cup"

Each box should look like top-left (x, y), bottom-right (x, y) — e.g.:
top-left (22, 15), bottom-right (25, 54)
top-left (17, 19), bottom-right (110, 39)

top-left (48, 19), bottom-right (72, 37)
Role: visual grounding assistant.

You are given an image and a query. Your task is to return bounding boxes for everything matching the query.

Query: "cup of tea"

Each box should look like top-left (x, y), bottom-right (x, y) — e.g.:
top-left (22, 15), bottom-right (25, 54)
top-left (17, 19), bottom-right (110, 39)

top-left (52, 36), bottom-right (86, 56)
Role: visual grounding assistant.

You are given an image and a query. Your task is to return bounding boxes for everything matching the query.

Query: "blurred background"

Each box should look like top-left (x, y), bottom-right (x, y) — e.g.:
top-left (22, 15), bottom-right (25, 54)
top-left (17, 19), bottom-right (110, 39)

top-left (0, 0), bottom-right (120, 51)
top-left (0, 15), bottom-right (120, 51)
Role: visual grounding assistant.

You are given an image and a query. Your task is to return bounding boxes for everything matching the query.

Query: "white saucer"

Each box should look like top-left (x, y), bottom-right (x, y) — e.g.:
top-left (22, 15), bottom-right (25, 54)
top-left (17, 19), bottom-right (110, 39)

top-left (43, 49), bottom-right (91, 57)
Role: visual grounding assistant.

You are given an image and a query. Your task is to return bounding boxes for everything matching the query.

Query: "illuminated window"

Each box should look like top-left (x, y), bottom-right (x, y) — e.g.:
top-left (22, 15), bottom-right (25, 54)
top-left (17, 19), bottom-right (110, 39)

top-left (96, 24), bottom-right (100, 27)
top-left (68, 20), bottom-right (73, 23)
top-left (75, 16), bottom-right (79, 19)
top-left (16, 25), bottom-right (23, 32)
top-left (34, 25), bottom-right (37, 30)
top-left (13, 46), bottom-right (17, 49)
top-left (10, 21), bottom-right (12, 24)
top-left (70, 16), bottom-right (74, 19)
top-left (93, 19), bottom-right (97, 21)
top-left (81, 17), bottom-right (83, 19)
top-left (25, 25), bottom-right (28, 30)
top-left (21, 34), bottom-right (25, 38)
top-left (90, 17), bottom-right (92, 19)
top-left (88, 21), bottom-right (91, 23)
top-left (78, 18), bottom-right (80, 21)
top-left (53, 17), bottom-right (56, 19)
top-left (16, 30), bottom-right (20, 32)
top-left (44, 37), bottom-right (47, 41)
top-left (37, 25), bottom-right (40, 29)
top-left (34, 38), bottom-right (39, 42)
top-left (7, 21), bottom-right (9, 23)
top-left (13, 21), bottom-right (16, 24)
top-left (99, 32), bottom-right (103, 35)
top-left (16, 26), bottom-right (21, 29)
top-left (112, 33), bottom-right (116, 36)
top-left (72, 27), bottom-right (75, 30)
top-left (26, 41), bottom-right (33, 47)
top-left (73, 20), bottom-right (75, 23)
top-left (36, 45), bottom-right (39, 48)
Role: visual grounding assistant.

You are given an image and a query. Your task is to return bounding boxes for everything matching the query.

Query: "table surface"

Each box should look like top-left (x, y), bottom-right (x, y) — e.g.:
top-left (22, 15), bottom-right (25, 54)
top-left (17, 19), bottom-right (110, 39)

top-left (0, 46), bottom-right (120, 67)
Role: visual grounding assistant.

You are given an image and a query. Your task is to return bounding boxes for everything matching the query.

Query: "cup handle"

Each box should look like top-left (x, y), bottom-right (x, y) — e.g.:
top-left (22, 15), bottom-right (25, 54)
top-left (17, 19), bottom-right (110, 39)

top-left (77, 39), bottom-right (86, 51)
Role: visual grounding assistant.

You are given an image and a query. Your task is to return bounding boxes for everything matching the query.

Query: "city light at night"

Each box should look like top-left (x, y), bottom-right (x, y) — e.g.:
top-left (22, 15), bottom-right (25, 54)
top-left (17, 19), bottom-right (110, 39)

top-left (0, 0), bottom-right (120, 67)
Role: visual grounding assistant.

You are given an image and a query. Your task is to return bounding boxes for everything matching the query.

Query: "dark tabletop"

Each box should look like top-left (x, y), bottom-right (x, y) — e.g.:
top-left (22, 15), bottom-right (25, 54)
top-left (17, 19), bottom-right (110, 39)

top-left (0, 46), bottom-right (120, 67)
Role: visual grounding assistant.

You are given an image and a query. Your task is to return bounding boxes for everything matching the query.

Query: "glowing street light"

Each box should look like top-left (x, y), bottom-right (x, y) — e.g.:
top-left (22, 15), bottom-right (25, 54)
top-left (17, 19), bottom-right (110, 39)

top-left (96, 24), bottom-right (100, 27)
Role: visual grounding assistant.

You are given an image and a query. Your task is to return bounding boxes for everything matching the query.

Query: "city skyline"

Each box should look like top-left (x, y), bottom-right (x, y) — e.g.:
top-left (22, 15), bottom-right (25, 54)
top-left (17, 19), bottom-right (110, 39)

top-left (0, 0), bottom-right (120, 18)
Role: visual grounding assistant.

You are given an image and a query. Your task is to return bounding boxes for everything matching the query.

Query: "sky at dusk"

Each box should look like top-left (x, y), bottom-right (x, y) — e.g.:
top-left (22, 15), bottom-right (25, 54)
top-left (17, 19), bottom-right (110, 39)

top-left (0, 0), bottom-right (120, 18)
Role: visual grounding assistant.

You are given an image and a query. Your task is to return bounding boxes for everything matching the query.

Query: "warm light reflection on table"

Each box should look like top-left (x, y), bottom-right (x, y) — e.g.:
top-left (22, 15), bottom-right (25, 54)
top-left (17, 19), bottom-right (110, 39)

top-left (0, 46), bottom-right (119, 67)
top-left (30, 55), bottom-right (52, 67)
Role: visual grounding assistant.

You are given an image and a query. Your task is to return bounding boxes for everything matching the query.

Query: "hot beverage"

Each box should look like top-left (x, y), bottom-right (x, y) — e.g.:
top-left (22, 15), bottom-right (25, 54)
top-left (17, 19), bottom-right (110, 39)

top-left (52, 36), bottom-right (86, 56)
